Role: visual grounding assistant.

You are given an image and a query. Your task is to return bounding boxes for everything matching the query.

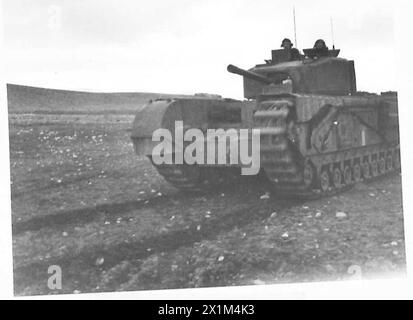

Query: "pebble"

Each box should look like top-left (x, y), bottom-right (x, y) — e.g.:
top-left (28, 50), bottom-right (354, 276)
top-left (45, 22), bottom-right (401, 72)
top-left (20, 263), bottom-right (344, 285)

top-left (336, 211), bottom-right (348, 219)
top-left (95, 257), bottom-right (104, 266)
top-left (325, 264), bottom-right (336, 273)
top-left (315, 212), bottom-right (322, 218)
top-left (281, 232), bottom-right (289, 239)
top-left (253, 279), bottom-right (266, 285)
top-left (260, 192), bottom-right (270, 200)
top-left (217, 255), bottom-right (225, 262)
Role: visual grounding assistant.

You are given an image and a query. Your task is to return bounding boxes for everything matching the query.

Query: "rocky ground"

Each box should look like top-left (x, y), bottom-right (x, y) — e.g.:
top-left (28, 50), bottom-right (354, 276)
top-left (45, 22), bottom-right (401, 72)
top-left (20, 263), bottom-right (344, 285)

top-left (9, 113), bottom-right (406, 296)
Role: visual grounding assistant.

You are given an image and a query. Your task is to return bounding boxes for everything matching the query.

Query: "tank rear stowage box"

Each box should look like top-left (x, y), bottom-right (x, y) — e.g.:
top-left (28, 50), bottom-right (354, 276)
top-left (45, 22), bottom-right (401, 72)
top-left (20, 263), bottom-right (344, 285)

top-left (131, 44), bottom-right (400, 196)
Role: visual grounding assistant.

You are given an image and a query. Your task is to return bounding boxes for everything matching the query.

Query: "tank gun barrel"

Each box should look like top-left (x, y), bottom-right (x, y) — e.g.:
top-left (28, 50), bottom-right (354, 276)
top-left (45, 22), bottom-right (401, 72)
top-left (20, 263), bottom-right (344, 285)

top-left (227, 64), bottom-right (273, 84)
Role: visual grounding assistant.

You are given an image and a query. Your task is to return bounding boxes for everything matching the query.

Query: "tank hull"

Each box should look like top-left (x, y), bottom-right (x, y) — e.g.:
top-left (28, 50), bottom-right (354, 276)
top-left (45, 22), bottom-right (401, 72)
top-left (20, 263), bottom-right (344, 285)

top-left (253, 92), bottom-right (399, 196)
top-left (131, 92), bottom-right (399, 196)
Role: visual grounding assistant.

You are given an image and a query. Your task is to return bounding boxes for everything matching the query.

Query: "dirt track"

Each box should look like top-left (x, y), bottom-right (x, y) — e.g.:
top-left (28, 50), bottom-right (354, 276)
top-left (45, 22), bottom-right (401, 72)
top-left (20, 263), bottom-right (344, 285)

top-left (8, 110), bottom-right (406, 296)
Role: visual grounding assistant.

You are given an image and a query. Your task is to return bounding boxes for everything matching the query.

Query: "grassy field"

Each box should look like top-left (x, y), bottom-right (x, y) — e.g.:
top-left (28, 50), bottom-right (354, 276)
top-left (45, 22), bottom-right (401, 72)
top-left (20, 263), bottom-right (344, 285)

top-left (8, 85), bottom-right (406, 295)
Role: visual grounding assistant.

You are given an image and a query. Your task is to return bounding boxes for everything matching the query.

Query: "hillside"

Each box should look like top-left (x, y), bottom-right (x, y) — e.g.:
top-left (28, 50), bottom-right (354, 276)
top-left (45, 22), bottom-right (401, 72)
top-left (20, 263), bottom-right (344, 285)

top-left (7, 84), bottom-right (192, 114)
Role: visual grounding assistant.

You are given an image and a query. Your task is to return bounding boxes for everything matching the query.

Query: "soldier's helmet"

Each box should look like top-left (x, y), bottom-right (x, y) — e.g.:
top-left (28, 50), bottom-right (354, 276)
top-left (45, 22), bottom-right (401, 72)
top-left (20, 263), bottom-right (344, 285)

top-left (314, 39), bottom-right (327, 49)
top-left (281, 38), bottom-right (293, 47)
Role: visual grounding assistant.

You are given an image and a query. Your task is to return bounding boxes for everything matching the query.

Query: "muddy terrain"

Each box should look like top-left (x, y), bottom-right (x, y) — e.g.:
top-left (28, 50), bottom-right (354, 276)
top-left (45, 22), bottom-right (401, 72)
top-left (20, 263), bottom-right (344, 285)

top-left (8, 85), bottom-right (406, 296)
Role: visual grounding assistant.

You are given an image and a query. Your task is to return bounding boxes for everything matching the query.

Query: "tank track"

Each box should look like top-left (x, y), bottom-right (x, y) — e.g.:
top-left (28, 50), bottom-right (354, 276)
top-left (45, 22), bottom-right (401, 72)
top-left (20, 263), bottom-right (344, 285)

top-left (254, 97), bottom-right (401, 198)
top-left (149, 156), bottom-right (240, 192)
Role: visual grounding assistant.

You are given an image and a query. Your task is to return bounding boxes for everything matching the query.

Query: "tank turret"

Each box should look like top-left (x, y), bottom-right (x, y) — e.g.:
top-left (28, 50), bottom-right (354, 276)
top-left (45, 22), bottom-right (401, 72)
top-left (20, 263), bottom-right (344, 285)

top-left (229, 47), bottom-right (357, 98)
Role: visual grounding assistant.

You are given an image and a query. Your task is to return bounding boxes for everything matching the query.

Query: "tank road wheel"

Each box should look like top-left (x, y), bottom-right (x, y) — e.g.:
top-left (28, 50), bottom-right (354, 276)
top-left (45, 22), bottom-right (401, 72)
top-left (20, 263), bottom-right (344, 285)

top-left (371, 159), bottom-right (378, 177)
top-left (332, 167), bottom-right (342, 189)
top-left (362, 160), bottom-right (370, 179)
top-left (378, 157), bottom-right (386, 174)
top-left (386, 153), bottom-right (393, 171)
top-left (353, 163), bottom-right (362, 183)
top-left (343, 166), bottom-right (352, 186)
top-left (303, 162), bottom-right (316, 188)
top-left (319, 169), bottom-right (330, 192)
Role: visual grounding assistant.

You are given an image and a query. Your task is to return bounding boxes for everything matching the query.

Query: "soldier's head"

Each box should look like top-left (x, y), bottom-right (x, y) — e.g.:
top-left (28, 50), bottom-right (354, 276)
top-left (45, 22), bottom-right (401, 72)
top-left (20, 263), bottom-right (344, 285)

top-left (281, 38), bottom-right (293, 49)
top-left (314, 39), bottom-right (327, 50)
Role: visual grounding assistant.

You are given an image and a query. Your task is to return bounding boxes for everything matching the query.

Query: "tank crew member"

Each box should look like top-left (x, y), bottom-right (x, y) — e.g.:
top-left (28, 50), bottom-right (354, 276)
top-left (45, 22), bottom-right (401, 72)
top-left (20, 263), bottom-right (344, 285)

top-left (281, 38), bottom-right (301, 61)
top-left (313, 39), bottom-right (330, 58)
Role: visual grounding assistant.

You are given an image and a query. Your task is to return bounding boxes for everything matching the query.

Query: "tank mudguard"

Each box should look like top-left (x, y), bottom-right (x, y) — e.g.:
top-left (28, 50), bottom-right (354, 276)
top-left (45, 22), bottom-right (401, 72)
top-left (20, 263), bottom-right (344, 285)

top-left (130, 98), bottom-right (251, 156)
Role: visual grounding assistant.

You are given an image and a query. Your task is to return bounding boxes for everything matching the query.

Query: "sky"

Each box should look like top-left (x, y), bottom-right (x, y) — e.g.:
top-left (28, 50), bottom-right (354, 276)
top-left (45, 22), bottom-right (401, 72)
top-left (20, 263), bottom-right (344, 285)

top-left (1, 0), bottom-right (397, 98)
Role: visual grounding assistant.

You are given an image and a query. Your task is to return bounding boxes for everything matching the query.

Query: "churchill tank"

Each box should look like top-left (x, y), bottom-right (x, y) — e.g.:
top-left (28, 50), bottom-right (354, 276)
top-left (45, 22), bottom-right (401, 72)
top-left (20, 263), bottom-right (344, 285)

top-left (131, 44), bottom-right (400, 196)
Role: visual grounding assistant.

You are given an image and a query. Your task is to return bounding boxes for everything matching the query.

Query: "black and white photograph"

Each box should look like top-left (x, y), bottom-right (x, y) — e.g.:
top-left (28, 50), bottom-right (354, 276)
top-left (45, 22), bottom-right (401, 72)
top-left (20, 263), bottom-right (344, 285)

top-left (1, 0), bottom-right (411, 298)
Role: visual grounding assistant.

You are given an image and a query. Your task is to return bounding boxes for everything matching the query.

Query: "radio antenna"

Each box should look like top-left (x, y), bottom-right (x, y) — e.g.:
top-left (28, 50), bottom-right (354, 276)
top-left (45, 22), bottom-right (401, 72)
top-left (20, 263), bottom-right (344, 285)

top-left (330, 17), bottom-right (335, 49)
top-left (293, 6), bottom-right (298, 48)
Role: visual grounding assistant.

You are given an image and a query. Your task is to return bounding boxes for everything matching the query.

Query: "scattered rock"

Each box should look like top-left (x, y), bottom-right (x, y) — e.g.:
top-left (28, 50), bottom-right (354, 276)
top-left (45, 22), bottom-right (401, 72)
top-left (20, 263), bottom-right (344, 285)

top-left (336, 211), bottom-right (348, 219)
top-left (95, 257), bottom-right (104, 266)
top-left (62, 231), bottom-right (68, 237)
top-left (253, 279), bottom-right (266, 285)
top-left (281, 232), bottom-right (289, 239)
top-left (270, 212), bottom-right (277, 218)
top-left (325, 264), bottom-right (336, 273)
top-left (260, 192), bottom-right (270, 200)
top-left (315, 212), bottom-right (322, 218)
top-left (391, 241), bottom-right (398, 246)
top-left (217, 255), bottom-right (225, 262)
top-left (196, 225), bottom-right (201, 231)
